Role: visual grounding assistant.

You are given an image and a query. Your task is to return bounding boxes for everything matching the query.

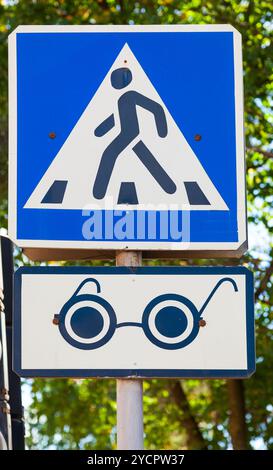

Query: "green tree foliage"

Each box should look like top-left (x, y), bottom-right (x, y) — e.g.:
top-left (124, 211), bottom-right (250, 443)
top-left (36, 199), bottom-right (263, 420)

top-left (0, 0), bottom-right (273, 450)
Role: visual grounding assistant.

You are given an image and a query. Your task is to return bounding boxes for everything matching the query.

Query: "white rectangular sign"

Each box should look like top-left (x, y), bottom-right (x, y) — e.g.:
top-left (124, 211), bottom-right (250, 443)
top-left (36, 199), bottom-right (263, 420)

top-left (14, 266), bottom-right (255, 378)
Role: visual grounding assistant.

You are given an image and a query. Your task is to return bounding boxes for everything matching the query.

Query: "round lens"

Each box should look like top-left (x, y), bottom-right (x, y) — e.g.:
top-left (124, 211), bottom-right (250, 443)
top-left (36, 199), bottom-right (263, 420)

top-left (142, 294), bottom-right (200, 350)
top-left (58, 294), bottom-right (117, 350)
top-left (70, 306), bottom-right (104, 339)
top-left (155, 306), bottom-right (188, 338)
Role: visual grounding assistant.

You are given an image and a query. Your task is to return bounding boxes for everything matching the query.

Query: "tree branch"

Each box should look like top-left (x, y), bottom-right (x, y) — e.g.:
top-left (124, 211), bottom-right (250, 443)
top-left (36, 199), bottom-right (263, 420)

top-left (168, 380), bottom-right (208, 450)
top-left (255, 261), bottom-right (273, 301)
top-left (227, 380), bottom-right (249, 450)
top-left (247, 146), bottom-right (273, 160)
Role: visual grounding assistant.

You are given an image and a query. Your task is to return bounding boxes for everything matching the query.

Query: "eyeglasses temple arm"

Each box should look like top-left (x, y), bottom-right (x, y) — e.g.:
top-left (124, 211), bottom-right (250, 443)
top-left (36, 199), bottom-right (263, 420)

top-left (72, 278), bottom-right (101, 297)
top-left (198, 277), bottom-right (238, 317)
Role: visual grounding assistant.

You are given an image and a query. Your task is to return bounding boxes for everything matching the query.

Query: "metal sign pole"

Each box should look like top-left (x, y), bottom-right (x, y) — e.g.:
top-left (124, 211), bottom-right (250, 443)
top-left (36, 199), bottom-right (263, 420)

top-left (116, 251), bottom-right (144, 450)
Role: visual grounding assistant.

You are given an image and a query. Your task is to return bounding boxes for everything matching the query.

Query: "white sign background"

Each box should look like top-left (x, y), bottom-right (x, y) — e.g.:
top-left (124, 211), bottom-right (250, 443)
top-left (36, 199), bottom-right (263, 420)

top-left (14, 267), bottom-right (254, 378)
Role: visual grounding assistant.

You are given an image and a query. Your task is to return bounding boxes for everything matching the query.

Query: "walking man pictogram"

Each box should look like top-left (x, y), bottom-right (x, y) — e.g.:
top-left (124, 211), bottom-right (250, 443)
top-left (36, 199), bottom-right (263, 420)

top-left (93, 67), bottom-right (177, 200)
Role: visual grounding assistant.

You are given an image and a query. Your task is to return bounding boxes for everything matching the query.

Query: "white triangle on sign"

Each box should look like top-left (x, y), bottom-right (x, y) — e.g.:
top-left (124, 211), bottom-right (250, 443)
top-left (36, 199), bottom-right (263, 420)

top-left (24, 43), bottom-right (228, 211)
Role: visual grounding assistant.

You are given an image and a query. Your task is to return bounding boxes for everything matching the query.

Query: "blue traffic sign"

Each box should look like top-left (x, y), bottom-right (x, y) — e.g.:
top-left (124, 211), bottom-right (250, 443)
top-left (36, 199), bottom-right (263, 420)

top-left (9, 25), bottom-right (247, 255)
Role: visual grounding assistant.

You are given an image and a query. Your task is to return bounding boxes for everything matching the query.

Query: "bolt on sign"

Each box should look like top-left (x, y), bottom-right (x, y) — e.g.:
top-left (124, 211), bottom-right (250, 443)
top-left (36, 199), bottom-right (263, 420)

top-left (8, 25), bottom-right (247, 260)
top-left (14, 266), bottom-right (255, 379)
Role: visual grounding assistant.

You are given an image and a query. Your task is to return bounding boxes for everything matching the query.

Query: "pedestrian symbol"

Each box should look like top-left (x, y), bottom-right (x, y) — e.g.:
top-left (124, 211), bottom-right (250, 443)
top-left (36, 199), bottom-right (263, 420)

top-left (24, 44), bottom-right (228, 211)
top-left (93, 67), bottom-right (176, 201)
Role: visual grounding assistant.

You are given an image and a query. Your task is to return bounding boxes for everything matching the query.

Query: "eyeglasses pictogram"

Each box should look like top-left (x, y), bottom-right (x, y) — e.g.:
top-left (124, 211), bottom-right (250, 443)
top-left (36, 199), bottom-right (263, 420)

top-left (53, 277), bottom-right (238, 350)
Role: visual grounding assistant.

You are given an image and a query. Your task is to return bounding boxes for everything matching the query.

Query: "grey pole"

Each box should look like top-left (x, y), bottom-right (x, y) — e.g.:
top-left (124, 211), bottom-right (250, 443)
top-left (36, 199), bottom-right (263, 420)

top-left (116, 251), bottom-right (144, 450)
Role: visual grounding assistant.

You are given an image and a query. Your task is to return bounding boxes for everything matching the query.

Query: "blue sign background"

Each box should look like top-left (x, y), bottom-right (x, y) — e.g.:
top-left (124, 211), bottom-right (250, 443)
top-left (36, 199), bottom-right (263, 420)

top-left (16, 31), bottom-right (237, 243)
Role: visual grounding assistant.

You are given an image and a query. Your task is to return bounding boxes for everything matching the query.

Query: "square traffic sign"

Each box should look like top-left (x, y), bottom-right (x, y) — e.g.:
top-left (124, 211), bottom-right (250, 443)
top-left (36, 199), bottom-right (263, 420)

top-left (9, 25), bottom-right (247, 257)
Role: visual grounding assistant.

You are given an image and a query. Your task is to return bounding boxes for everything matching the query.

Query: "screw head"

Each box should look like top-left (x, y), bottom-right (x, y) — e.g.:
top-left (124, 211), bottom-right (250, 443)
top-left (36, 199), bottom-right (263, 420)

top-left (194, 134), bottom-right (202, 141)
top-left (199, 319), bottom-right (206, 327)
top-left (52, 318), bottom-right (59, 325)
top-left (49, 132), bottom-right (56, 139)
